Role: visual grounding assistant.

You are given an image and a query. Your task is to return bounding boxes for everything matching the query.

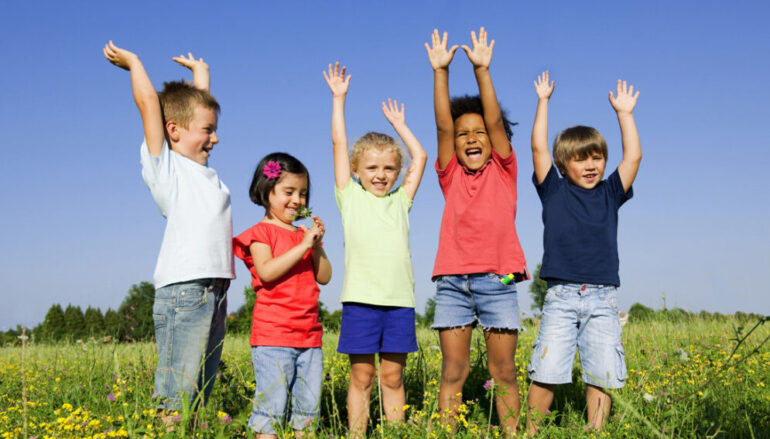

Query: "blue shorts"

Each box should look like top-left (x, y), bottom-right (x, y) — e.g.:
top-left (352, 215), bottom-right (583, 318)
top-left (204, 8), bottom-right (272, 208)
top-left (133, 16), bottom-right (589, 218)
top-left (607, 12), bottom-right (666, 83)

top-left (249, 346), bottom-right (323, 434)
top-left (527, 282), bottom-right (627, 389)
top-left (431, 273), bottom-right (521, 331)
top-left (337, 303), bottom-right (418, 354)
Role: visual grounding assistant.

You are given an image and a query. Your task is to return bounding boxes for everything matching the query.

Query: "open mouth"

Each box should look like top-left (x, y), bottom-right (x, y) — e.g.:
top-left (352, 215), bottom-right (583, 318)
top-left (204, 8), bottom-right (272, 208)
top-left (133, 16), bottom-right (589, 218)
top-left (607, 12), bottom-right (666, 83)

top-left (465, 148), bottom-right (482, 158)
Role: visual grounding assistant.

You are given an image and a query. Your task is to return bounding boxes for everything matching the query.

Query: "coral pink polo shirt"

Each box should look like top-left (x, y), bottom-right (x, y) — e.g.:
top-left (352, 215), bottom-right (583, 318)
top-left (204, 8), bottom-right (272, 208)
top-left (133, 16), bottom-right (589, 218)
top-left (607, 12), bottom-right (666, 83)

top-left (432, 150), bottom-right (529, 279)
top-left (233, 222), bottom-right (322, 348)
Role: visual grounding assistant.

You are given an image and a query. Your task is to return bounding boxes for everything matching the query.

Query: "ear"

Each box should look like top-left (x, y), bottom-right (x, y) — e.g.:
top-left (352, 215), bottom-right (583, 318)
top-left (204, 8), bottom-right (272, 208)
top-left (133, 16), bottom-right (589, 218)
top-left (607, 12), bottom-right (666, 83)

top-left (166, 120), bottom-right (181, 143)
top-left (351, 166), bottom-right (360, 181)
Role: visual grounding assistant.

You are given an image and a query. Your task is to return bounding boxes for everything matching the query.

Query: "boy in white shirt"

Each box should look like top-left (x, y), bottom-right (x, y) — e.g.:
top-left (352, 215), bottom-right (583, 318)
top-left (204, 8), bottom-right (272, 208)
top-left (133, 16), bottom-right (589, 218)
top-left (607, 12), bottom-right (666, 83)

top-left (103, 42), bottom-right (234, 414)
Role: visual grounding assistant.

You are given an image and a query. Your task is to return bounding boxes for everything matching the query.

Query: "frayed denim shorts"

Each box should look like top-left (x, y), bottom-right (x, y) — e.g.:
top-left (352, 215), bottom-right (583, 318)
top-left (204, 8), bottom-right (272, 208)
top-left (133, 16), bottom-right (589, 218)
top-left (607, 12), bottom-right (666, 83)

top-left (431, 273), bottom-right (521, 331)
top-left (527, 282), bottom-right (626, 389)
top-left (249, 346), bottom-right (323, 434)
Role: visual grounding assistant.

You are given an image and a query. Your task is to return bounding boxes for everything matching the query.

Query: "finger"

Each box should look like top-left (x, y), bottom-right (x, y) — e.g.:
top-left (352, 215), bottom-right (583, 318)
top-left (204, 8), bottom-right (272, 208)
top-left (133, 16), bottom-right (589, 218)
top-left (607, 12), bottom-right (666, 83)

top-left (448, 45), bottom-right (459, 56)
top-left (461, 45), bottom-right (471, 56)
top-left (188, 52), bottom-right (194, 60)
top-left (424, 42), bottom-right (431, 54)
top-left (340, 66), bottom-right (346, 78)
top-left (400, 103), bottom-right (405, 114)
top-left (480, 27), bottom-right (486, 46)
top-left (633, 90), bottom-right (640, 100)
top-left (489, 39), bottom-right (495, 51)
top-left (442, 31), bottom-right (448, 48)
top-left (628, 84), bottom-right (635, 96)
top-left (334, 61), bottom-right (340, 76)
top-left (322, 70), bottom-right (330, 83)
top-left (470, 30), bottom-right (478, 47)
top-left (609, 91), bottom-right (615, 103)
top-left (299, 225), bottom-right (309, 232)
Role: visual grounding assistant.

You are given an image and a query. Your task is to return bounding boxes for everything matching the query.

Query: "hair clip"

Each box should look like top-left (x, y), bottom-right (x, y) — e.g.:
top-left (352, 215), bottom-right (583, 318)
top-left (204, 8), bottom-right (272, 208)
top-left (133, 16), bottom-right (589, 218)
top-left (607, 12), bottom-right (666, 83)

top-left (263, 161), bottom-right (282, 180)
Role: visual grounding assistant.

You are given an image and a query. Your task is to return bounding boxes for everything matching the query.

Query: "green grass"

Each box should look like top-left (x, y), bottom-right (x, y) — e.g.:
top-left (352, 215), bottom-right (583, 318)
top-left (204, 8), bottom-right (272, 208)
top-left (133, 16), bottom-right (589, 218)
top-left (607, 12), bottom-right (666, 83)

top-left (1, 316), bottom-right (768, 438)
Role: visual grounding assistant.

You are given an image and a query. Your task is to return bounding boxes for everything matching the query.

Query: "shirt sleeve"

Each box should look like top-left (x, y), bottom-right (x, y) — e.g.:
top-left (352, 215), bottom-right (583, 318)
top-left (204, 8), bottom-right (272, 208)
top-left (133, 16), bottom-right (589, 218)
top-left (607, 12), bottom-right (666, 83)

top-left (140, 140), bottom-right (175, 217)
top-left (233, 224), bottom-right (272, 265)
top-left (334, 178), bottom-right (355, 211)
top-left (396, 186), bottom-right (414, 212)
top-left (493, 146), bottom-right (517, 180)
top-left (435, 153), bottom-right (458, 194)
top-left (607, 169), bottom-right (633, 208)
top-left (533, 166), bottom-right (560, 201)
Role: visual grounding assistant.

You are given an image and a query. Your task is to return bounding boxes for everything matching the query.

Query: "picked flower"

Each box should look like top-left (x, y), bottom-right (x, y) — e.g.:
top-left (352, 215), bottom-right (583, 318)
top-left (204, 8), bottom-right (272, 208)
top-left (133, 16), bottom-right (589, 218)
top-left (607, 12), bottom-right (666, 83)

top-left (292, 205), bottom-right (314, 227)
top-left (483, 379), bottom-right (494, 391)
top-left (263, 161), bottom-right (282, 180)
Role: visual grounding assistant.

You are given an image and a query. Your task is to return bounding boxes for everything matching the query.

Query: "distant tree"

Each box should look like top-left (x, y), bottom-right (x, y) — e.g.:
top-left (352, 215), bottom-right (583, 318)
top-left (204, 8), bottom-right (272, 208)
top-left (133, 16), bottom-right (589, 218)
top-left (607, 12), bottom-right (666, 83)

top-left (529, 264), bottom-right (548, 313)
top-left (42, 304), bottom-right (66, 341)
top-left (117, 282), bottom-right (155, 342)
top-left (319, 301), bottom-right (342, 332)
top-left (228, 285), bottom-right (256, 334)
top-left (628, 302), bottom-right (654, 322)
top-left (84, 306), bottom-right (105, 337)
top-left (64, 304), bottom-right (86, 340)
top-left (103, 309), bottom-right (123, 340)
top-left (419, 297), bottom-right (436, 327)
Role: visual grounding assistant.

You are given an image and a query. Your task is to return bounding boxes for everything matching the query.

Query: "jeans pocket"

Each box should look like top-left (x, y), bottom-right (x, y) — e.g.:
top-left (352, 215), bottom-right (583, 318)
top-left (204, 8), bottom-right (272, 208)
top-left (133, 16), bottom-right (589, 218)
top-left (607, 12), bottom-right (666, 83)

top-left (153, 313), bottom-right (166, 331)
top-left (177, 286), bottom-right (208, 311)
top-left (616, 344), bottom-right (627, 381)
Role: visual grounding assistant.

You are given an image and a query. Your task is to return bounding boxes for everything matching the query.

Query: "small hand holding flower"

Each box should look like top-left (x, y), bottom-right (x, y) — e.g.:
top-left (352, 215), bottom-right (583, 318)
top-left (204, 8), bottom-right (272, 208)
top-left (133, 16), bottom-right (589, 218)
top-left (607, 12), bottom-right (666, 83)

top-left (323, 62), bottom-right (351, 97)
top-left (534, 71), bottom-right (555, 100)
top-left (103, 41), bottom-right (139, 71)
top-left (425, 29), bottom-right (459, 70)
top-left (461, 27), bottom-right (495, 69)
top-left (381, 98), bottom-right (406, 128)
top-left (609, 79), bottom-right (640, 114)
top-left (299, 216), bottom-right (325, 249)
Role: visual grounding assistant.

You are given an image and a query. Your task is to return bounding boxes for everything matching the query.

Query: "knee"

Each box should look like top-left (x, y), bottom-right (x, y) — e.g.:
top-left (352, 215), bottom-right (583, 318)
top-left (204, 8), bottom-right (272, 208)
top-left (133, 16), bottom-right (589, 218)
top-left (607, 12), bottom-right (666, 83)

top-left (379, 369), bottom-right (403, 391)
top-left (488, 359), bottom-right (516, 383)
top-left (350, 369), bottom-right (376, 391)
top-left (441, 359), bottom-right (470, 385)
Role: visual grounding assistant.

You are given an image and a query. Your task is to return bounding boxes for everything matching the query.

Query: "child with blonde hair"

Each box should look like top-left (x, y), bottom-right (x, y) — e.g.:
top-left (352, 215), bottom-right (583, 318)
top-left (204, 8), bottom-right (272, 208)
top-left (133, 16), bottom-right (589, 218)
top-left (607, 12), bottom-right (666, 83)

top-left (233, 152), bottom-right (331, 437)
top-left (425, 28), bottom-right (528, 433)
top-left (323, 62), bottom-right (427, 437)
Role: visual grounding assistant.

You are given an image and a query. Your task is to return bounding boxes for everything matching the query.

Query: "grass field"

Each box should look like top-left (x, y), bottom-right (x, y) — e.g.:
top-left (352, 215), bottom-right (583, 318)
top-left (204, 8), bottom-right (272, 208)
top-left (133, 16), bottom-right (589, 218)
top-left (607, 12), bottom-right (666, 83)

top-left (1, 316), bottom-right (768, 438)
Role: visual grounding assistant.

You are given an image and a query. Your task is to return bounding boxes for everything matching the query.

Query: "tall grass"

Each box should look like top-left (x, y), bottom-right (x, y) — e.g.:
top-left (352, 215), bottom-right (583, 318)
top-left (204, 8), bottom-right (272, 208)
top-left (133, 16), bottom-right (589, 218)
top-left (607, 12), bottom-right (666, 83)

top-left (1, 315), bottom-right (767, 438)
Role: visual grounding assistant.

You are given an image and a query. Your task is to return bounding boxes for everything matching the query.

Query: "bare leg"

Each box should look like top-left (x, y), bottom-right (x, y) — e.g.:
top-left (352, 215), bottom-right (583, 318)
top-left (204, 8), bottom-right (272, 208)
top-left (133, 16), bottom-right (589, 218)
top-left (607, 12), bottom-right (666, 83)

top-left (437, 326), bottom-right (473, 423)
top-left (255, 434), bottom-right (277, 439)
top-left (586, 384), bottom-right (611, 429)
top-left (527, 381), bottom-right (555, 436)
top-left (347, 354), bottom-right (376, 438)
top-left (485, 329), bottom-right (521, 434)
top-left (379, 353), bottom-right (407, 421)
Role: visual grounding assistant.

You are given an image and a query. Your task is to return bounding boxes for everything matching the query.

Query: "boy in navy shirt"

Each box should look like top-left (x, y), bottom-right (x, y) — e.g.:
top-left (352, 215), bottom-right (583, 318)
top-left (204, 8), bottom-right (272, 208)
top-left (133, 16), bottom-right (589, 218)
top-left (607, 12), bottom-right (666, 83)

top-left (526, 71), bottom-right (641, 432)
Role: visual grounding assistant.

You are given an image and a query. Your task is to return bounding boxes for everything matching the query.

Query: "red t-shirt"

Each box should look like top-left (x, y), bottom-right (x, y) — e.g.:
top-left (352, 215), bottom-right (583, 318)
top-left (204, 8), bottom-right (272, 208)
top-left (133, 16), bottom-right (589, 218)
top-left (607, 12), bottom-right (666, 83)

top-left (233, 222), bottom-right (322, 348)
top-left (432, 150), bottom-right (529, 279)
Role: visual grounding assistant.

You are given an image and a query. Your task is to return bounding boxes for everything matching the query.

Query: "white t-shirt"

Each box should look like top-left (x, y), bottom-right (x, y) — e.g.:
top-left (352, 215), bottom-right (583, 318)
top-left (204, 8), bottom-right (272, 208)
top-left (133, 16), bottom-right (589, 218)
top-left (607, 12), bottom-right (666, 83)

top-left (140, 141), bottom-right (234, 288)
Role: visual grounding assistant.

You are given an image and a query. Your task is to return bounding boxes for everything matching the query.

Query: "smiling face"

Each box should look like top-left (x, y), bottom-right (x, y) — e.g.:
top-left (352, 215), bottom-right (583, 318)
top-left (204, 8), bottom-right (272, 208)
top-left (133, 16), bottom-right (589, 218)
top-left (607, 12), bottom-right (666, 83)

top-left (454, 113), bottom-right (492, 171)
top-left (563, 152), bottom-right (606, 189)
top-left (267, 172), bottom-right (308, 225)
top-left (352, 147), bottom-right (401, 196)
top-left (169, 105), bottom-right (219, 165)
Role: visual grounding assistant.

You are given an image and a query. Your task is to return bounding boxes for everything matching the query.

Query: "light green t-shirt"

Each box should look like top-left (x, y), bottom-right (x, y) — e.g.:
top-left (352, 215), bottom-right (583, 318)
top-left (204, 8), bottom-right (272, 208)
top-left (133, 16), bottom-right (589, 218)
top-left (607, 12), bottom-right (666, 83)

top-left (335, 180), bottom-right (415, 308)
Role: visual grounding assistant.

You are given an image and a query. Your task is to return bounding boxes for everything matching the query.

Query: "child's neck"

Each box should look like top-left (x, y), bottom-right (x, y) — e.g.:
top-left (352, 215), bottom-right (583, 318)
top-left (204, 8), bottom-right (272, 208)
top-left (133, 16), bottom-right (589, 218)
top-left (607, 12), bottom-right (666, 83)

top-left (262, 215), bottom-right (297, 231)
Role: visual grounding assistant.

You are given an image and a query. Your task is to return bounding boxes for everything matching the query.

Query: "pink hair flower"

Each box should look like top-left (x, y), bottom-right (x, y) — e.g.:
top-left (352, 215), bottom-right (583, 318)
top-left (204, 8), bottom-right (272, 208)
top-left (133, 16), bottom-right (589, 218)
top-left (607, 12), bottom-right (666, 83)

top-left (263, 161), bottom-right (282, 179)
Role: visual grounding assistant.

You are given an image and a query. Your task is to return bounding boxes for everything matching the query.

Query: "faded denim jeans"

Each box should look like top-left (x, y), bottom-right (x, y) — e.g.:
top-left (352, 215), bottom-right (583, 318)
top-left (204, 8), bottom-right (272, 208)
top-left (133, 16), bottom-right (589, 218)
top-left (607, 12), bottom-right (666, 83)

top-left (152, 278), bottom-right (229, 409)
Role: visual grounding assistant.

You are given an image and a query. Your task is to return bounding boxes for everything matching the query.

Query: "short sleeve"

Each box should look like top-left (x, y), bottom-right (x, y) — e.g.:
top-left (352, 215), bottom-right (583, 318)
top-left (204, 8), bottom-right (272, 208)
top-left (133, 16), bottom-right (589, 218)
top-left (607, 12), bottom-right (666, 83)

top-left (140, 140), bottom-right (175, 217)
top-left (233, 224), bottom-right (272, 266)
top-left (533, 166), bottom-right (560, 201)
top-left (436, 154), bottom-right (458, 193)
top-left (493, 146), bottom-right (517, 180)
top-left (334, 178), bottom-right (354, 211)
top-left (396, 186), bottom-right (414, 212)
top-left (607, 169), bottom-right (633, 208)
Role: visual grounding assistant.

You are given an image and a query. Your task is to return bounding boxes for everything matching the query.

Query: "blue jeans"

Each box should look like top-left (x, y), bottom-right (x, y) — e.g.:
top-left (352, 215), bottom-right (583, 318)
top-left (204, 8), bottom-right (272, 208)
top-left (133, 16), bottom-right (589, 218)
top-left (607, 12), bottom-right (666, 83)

top-left (249, 346), bottom-right (323, 434)
top-left (152, 278), bottom-right (229, 409)
top-left (527, 282), bottom-right (626, 389)
top-left (431, 273), bottom-right (521, 330)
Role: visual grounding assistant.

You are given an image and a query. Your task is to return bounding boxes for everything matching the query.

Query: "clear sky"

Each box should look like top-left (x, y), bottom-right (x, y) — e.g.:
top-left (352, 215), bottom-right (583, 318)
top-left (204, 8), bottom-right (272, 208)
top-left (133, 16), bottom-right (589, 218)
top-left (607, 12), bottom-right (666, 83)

top-left (2, 1), bottom-right (769, 330)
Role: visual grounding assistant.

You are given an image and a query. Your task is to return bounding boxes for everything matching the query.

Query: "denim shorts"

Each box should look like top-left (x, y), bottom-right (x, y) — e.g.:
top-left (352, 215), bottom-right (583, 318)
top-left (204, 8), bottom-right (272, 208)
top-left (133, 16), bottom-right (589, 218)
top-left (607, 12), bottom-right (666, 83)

top-left (527, 282), bottom-right (626, 389)
top-left (431, 273), bottom-right (521, 331)
top-left (249, 346), bottom-right (323, 434)
top-left (152, 278), bottom-right (229, 410)
top-left (337, 303), bottom-right (418, 354)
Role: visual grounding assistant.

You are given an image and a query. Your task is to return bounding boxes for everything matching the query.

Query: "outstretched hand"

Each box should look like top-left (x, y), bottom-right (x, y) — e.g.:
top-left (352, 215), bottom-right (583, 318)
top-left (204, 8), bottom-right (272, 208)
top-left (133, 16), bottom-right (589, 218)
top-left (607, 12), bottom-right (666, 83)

top-left (323, 62), bottom-right (351, 97)
top-left (172, 52), bottom-right (209, 73)
top-left (609, 79), bottom-right (640, 114)
top-left (382, 98), bottom-right (406, 127)
top-left (103, 41), bottom-right (138, 71)
top-left (461, 27), bottom-right (495, 69)
top-left (425, 29), bottom-right (459, 70)
top-left (534, 71), bottom-right (555, 100)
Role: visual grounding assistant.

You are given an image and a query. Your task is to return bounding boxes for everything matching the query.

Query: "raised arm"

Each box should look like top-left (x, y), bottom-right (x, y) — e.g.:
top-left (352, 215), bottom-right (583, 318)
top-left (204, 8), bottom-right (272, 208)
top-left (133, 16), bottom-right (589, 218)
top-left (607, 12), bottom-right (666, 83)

top-left (382, 99), bottom-right (428, 200)
top-left (103, 41), bottom-right (164, 156)
top-left (609, 79), bottom-right (641, 192)
top-left (250, 221), bottom-right (324, 283)
top-left (462, 27), bottom-right (511, 158)
top-left (425, 29), bottom-right (458, 170)
top-left (173, 52), bottom-right (210, 92)
top-left (532, 71), bottom-right (555, 184)
top-left (323, 62), bottom-right (352, 189)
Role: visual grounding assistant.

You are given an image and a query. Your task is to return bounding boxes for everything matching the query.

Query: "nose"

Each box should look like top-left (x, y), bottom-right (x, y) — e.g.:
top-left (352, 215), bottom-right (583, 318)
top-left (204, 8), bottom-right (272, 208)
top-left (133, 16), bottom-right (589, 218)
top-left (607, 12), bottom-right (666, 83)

top-left (211, 131), bottom-right (219, 145)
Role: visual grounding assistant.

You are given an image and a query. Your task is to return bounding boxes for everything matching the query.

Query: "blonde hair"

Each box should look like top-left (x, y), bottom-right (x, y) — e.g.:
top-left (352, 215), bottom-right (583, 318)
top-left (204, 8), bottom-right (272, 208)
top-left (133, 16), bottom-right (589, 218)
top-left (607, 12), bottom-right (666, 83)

top-left (553, 126), bottom-right (608, 174)
top-left (158, 81), bottom-right (220, 128)
top-left (350, 132), bottom-right (406, 173)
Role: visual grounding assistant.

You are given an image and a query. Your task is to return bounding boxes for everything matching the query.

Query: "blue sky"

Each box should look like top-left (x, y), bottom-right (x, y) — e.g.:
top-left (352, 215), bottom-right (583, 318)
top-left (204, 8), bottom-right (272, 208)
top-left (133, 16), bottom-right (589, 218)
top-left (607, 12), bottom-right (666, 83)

top-left (1, 1), bottom-right (769, 329)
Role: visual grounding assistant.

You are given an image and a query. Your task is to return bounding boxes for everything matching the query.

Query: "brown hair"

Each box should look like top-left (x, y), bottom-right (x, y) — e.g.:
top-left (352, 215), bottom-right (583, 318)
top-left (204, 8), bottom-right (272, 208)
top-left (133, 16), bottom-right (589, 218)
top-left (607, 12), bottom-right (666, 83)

top-left (553, 126), bottom-right (607, 174)
top-left (157, 81), bottom-right (220, 128)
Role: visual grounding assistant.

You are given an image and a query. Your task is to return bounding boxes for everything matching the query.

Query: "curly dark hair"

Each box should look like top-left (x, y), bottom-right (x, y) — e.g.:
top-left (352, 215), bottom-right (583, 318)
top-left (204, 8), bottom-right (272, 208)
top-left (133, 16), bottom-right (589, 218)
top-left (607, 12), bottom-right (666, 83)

top-left (249, 152), bottom-right (310, 208)
top-left (450, 95), bottom-right (517, 140)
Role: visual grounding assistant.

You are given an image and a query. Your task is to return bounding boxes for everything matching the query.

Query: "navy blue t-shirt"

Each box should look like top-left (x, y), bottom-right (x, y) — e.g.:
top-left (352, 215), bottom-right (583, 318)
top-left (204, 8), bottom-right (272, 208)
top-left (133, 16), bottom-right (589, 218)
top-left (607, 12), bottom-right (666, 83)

top-left (534, 166), bottom-right (632, 286)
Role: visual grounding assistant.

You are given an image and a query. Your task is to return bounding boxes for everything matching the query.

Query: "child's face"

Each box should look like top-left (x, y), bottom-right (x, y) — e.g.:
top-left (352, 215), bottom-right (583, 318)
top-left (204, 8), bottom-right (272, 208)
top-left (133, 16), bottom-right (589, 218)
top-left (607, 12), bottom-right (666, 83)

top-left (170, 105), bottom-right (218, 166)
top-left (352, 148), bottom-right (400, 197)
top-left (268, 172), bottom-right (308, 224)
top-left (564, 152), bottom-right (606, 189)
top-left (454, 113), bottom-right (491, 171)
